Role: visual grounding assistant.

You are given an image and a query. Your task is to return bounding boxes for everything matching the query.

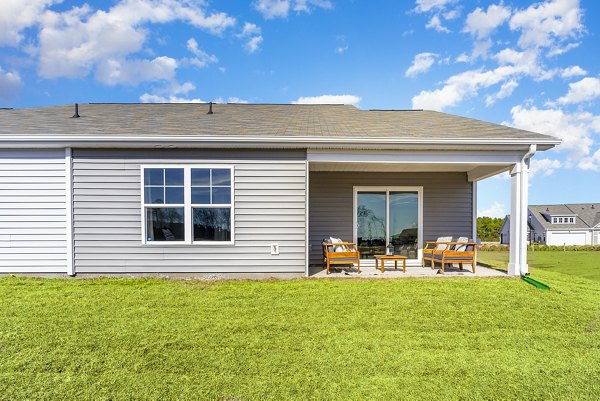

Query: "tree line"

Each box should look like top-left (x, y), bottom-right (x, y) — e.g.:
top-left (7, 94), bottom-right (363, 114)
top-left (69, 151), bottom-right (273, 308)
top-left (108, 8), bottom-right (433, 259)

top-left (477, 216), bottom-right (504, 242)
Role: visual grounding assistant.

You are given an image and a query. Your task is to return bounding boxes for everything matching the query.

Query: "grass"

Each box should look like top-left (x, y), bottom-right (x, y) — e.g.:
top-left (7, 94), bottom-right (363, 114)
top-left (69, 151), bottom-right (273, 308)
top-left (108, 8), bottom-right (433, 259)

top-left (1, 253), bottom-right (599, 400)
top-left (479, 250), bottom-right (600, 282)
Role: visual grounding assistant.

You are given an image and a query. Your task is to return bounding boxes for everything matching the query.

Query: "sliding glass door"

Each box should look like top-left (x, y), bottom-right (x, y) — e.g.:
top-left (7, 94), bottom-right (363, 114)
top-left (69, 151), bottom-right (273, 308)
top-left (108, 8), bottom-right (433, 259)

top-left (355, 187), bottom-right (422, 260)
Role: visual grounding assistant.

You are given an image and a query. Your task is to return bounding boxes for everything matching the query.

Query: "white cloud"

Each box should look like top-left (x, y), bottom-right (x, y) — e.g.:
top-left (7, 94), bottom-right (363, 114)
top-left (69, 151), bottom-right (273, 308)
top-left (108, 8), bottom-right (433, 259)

top-left (254, 0), bottom-right (332, 19)
top-left (0, 0), bottom-right (57, 46)
top-left (140, 80), bottom-right (204, 103)
top-left (478, 201), bottom-right (507, 218)
top-left (547, 41), bottom-right (580, 56)
top-left (95, 56), bottom-right (177, 86)
top-left (556, 77), bottom-right (600, 105)
top-left (426, 15), bottom-right (450, 33)
top-left (414, 0), bottom-right (456, 13)
top-left (464, 4), bottom-right (511, 39)
top-left (443, 9), bottom-right (460, 20)
top-left (405, 52), bottom-right (438, 78)
top-left (186, 38), bottom-right (218, 68)
top-left (560, 65), bottom-right (587, 78)
top-left (335, 45), bottom-right (349, 54)
top-left (292, 94), bottom-right (361, 105)
top-left (485, 79), bottom-right (518, 106)
top-left (214, 96), bottom-right (249, 104)
top-left (37, 0), bottom-right (235, 81)
top-left (238, 22), bottom-right (263, 53)
top-left (245, 35), bottom-right (263, 53)
top-left (578, 148), bottom-right (600, 172)
top-left (529, 158), bottom-right (562, 177)
top-left (0, 66), bottom-right (22, 100)
top-left (510, 105), bottom-right (600, 160)
top-left (412, 65), bottom-right (525, 111)
top-left (140, 93), bottom-right (206, 103)
top-left (241, 22), bottom-right (261, 36)
top-left (509, 0), bottom-right (583, 49)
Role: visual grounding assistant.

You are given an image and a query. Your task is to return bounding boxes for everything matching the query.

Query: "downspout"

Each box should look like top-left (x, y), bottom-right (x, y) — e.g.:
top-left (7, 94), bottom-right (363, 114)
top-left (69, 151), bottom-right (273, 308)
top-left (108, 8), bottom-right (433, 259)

top-left (523, 144), bottom-right (537, 164)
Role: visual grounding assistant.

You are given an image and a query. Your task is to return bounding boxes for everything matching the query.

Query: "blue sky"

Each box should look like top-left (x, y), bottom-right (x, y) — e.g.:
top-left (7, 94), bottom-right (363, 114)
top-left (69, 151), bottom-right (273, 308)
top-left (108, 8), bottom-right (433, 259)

top-left (1, 0), bottom-right (599, 218)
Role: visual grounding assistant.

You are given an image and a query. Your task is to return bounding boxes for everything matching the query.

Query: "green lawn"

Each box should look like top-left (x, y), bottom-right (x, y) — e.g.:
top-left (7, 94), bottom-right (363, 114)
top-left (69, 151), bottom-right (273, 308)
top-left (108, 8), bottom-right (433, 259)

top-left (1, 256), bottom-right (600, 399)
top-left (479, 250), bottom-right (600, 282)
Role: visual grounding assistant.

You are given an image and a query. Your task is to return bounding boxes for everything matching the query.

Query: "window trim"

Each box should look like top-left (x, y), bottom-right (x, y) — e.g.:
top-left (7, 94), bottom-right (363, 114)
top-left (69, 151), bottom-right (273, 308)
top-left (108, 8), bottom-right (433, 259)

top-left (140, 164), bottom-right (235, 246)
top-left (551, 215), bottom-right (576, 225)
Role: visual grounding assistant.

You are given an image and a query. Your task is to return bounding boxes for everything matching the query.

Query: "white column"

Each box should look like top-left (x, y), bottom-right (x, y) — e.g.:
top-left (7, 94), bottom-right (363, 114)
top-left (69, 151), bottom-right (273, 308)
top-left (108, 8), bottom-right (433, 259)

top-left (519, 159), bottom-right (530, 275)
top-left (508, 163), bottom-right (522, 276)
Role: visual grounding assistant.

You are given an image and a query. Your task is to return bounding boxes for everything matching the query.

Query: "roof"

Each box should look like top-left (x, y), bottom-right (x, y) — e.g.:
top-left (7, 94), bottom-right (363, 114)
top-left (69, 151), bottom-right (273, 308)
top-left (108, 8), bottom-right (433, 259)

top-left (501, 215), bottom-right (534, 231)
top-left (529, 204), bottom-right (600, 230)
top-left (0, 103), bottom-right (560, 149)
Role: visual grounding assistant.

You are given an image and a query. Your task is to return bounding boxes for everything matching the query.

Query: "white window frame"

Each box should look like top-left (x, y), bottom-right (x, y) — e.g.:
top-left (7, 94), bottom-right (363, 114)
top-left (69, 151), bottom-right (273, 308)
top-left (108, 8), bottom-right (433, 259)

top-left (352, 186), bottom-right (424, 264)
top-left (140, 164), bottom-right (235, 246)
top-left (552, 215), bottom-right (576, 225)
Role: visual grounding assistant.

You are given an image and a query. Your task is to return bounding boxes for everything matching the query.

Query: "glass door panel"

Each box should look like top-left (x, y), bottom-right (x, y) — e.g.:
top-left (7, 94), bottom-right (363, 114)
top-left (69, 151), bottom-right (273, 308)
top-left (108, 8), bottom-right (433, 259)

top-left (356, 192), bottom-right (386, 259)
top-left (389, 192), bottom-right (419, 259)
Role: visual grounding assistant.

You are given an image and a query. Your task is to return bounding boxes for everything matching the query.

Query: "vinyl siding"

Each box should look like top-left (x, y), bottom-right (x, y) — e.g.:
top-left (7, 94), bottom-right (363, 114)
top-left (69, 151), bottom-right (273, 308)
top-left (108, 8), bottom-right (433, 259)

top-left (308, 171), bottom-right (473, 265)
top-left (72, 149), bottom-right (307, 273)
top-left (0, 150), bottom-right (67, 272)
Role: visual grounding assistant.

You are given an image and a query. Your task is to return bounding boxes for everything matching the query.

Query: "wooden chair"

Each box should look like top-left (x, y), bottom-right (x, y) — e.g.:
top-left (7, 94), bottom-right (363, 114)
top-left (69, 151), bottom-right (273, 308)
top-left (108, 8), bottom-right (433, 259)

top-left (423, 238), bottom-right (477, 273)
top-left (322, 240), bottom-right (361, 274)
top-left (422, 236), bottom-right (452, 267)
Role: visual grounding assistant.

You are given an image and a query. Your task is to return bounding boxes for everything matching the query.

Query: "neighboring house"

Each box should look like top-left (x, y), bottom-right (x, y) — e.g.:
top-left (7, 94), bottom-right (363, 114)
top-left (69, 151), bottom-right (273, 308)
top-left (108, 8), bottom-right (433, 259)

top-left (0, 103), bottom-right (560, 277)
top-left (501, 204), bottom-right (600, 246)
top-left (499, 215), bottom-right (534, 245)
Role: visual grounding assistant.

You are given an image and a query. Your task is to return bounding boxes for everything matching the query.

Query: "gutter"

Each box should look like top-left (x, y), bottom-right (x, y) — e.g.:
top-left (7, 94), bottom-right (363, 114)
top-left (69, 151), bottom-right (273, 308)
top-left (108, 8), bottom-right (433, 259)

top-left (0, 136), bottom-right (562, 151)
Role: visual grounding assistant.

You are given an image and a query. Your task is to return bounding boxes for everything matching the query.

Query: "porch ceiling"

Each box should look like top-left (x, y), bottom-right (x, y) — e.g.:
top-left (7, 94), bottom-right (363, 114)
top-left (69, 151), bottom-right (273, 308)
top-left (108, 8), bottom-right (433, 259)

top-left (309, 162), bottom-right (511, 181)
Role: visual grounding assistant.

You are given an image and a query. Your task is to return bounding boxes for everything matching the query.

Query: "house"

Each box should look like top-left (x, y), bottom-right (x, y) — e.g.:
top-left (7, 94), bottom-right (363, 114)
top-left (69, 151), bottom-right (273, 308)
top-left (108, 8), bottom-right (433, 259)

top-left (501, 204), bottom-right (600, 246)
top-left (0, 103), bottom-right (560, 277)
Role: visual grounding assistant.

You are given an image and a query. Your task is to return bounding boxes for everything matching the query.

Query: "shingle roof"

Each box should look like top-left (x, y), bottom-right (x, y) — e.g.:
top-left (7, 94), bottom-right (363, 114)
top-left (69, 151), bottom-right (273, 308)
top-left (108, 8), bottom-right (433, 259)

top-left (529, 204), bottom-right (600, 230)
top-left (0, 103), bottom-right (559, 146)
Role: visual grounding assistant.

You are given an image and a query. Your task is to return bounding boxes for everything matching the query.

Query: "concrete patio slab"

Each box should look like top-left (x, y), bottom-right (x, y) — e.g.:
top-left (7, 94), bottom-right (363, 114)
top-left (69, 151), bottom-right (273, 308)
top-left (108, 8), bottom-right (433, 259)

top-left (309, 264), bottom-right (508, 278)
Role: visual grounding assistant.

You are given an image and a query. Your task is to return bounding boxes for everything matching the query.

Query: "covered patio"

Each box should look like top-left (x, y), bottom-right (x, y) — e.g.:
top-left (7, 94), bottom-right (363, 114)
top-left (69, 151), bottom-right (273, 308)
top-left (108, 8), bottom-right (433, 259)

top-left (307, 145), bottom-right (544, 277)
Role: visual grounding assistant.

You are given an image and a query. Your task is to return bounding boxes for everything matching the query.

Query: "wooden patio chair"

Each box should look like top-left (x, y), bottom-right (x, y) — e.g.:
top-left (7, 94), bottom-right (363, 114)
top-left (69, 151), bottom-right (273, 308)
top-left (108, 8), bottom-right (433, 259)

top-left (427, 237), bottom-right (477, 273)
top-left (322, 238), bottom-right (361, 274)
top-left (422, 236), bottom-right (452, 267)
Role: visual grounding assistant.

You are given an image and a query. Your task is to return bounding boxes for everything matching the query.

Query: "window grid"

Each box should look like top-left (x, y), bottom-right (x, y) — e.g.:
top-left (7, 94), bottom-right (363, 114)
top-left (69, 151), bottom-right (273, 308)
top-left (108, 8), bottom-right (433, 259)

top-left (141, 165), bottom-right (234, 245)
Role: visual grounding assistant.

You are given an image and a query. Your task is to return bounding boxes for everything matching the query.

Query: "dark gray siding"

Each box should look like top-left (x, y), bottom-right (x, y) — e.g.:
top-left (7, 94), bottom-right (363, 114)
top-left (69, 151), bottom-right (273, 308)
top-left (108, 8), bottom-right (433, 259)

top-left (308, 171), bottom-right (473, 265)
top-left (72, 149), bottom-right (306, 273)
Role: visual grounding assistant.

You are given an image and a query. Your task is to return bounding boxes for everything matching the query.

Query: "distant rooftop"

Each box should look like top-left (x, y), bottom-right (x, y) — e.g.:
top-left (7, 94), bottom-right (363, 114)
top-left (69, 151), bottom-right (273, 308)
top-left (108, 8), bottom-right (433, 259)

top-left (529, 203), bottom-right (600, 229)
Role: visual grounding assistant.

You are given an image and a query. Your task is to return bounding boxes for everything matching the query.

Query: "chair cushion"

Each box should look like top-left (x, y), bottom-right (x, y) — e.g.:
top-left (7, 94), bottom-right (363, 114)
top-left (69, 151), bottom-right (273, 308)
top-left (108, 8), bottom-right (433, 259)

top-left (433, 254), bottom-right (473, 261)
top-left (453, 237), bottom-right (469, 251)
top-left (436, 236), bottom-right (453, 251)
top-left (330, 237), bottom-right (346, 252)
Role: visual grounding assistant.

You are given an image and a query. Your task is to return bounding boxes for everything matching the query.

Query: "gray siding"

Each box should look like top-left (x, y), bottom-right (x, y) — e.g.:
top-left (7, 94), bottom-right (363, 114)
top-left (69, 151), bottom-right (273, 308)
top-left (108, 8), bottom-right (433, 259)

top-left (72, 149), bottom-right (306, 273)
top-left (0, 150), bottom-right (67, 272)
top-left (309, 171), bottom-right (473, 265)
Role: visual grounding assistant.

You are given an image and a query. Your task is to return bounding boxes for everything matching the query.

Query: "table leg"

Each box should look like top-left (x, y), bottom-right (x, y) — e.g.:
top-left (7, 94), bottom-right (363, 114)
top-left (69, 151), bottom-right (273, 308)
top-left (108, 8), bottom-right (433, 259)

top-left (381, 259), bottom-right (385, 273)
top-left (403, 259), bottom-right (406, 273)
top-left (375, 258), bottom-right (379, 271)
top-left (394, 260), bottom-right (398, 270)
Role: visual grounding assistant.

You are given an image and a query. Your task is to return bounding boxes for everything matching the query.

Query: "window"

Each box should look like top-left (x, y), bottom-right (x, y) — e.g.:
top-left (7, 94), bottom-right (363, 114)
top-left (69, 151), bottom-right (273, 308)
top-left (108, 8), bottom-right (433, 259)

top-left (141, 166), bottom-right (233, 244)
top-left (551, 216), bottom-right (576, 225)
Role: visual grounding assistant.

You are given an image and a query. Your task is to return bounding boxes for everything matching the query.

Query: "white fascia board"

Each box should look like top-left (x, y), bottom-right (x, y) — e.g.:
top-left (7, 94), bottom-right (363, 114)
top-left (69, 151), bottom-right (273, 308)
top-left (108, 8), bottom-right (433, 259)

top-left (307, 149), bottom-right (524, 164)
top-left (0, 135), bottom-right (562, 150)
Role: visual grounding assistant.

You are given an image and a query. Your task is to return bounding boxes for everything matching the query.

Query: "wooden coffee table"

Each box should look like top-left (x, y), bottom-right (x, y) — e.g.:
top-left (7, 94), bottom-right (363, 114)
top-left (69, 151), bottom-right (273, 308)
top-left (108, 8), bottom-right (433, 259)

top-left (374, 255), bottom-right (407, 273)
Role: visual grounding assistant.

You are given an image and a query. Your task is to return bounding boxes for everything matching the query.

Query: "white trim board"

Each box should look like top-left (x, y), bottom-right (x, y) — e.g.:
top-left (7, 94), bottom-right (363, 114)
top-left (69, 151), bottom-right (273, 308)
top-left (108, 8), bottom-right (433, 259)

top-left (65, 147), bottom-right (75, 276)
